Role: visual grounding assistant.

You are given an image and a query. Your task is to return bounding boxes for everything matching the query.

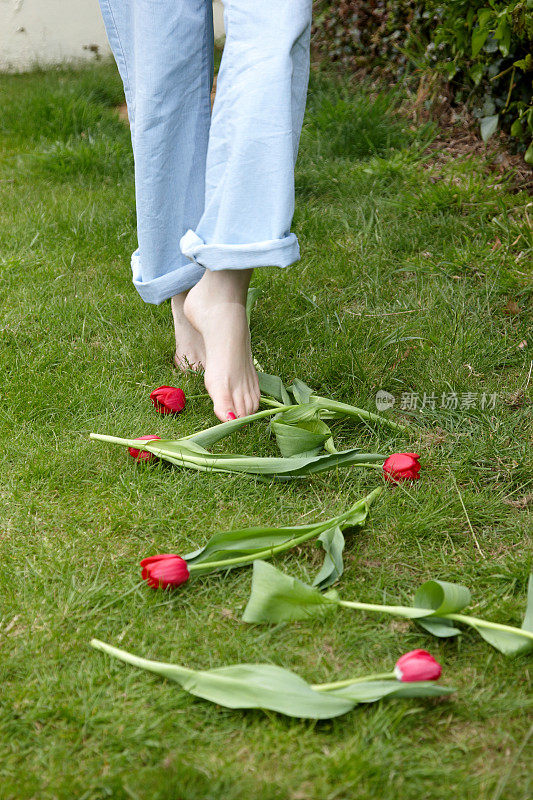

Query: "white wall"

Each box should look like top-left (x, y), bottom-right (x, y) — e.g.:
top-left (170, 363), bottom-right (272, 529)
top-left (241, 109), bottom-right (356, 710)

top-left (0, 0), bottom-right (226, 72)
top-left (213, 0), bottom-right (225, 45)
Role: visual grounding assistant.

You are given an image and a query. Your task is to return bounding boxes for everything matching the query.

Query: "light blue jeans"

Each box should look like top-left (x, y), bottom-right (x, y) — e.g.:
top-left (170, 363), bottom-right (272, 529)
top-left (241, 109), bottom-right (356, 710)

top-left (98, 0), bottom-right (312, 304)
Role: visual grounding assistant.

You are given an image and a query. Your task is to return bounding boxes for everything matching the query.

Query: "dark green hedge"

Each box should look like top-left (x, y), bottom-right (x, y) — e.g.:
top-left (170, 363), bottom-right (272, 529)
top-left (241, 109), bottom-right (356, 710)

top-left (312, 1), bottom-right (533, 162)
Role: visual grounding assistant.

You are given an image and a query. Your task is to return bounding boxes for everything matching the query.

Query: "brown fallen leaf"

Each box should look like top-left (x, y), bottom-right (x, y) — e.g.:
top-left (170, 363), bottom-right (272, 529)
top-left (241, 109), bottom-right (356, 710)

top-left (504, 299), bottom-right (521, 315)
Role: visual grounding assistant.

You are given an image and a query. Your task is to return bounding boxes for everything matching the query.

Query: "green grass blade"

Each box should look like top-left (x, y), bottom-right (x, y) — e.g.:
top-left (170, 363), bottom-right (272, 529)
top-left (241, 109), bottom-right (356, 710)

top-left (245, 286), bottom-right (262, 325)
top-left (522, 574), bottom-right (533, 633)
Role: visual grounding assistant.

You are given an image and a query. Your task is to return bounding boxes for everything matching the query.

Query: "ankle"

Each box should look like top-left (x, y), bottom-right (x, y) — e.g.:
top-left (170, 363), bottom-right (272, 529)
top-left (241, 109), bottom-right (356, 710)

top-left (171, 291), bottom-right (188, 315)
top-left (197, 268), bottom-right (253, 306)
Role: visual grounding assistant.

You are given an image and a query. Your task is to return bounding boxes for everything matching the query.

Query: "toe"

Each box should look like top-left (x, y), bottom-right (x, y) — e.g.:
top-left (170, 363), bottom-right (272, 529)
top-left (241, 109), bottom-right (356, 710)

top-left (233, 394), bottom-right (248, 419)
top-left (243, 390), bottom-right (258, 418)
top-left (214, 403), bottom-right (235, 422)
top-left (206, 380), bottom-right (234, 422)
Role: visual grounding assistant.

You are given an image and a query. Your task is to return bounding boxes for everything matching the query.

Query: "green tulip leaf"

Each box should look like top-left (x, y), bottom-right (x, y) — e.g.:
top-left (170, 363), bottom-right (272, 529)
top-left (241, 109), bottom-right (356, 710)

top-left (276, 403), bottom-right (326, 424)
top-left (415, 617), bottom-right (463, 638)
top-left (242, 560), bottom-right (338, 623)
top-left (271, 418), bottom-right (332, 458)
top-left (309, 396), bottom-right (407, 431)
top-left (313, 525), bottom-right (346, 590)
top-left (189, 415), bottom-right (262, 448)
top-left (342, 502), bottom-right (371, 529)
top-left (470, 574), bottom-right (533, 656)
top-left (184, 517), bottom-right (330, 566)
top-left (414, 580), bottom-right (471, 616)
top-left (327, 680), bottom-right (455, 703)
top-left (158, 445), bottom-right (384, 479)
top-left (185, 524), bottom-right (315, 565)
top-left (470, 624), bottom-right (533, 657)
top-left (185, 489), bottom-right (380, 572)
top-left (288, 378), bottom-right (315, 405)
top-left (90, 640), bottom-right (354, 719)
top-left (257, 371), bottom-right (292, 405)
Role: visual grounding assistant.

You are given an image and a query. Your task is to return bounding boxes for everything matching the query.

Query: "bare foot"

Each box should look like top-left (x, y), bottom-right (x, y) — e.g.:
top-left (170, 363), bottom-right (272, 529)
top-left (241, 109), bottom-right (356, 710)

top-left (171, 292), bottom-right (205, 371)
top-left (184, 269), bottom-right (260, 420)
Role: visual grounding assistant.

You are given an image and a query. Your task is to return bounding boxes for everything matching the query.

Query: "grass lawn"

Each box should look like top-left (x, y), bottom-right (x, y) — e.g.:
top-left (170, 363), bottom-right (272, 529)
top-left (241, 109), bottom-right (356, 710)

top-left (0, 58), bottom-right (531, 800)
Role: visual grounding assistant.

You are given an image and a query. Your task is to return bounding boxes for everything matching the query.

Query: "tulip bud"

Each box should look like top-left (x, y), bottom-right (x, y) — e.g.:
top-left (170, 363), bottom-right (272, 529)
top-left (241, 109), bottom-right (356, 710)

top-left (150, 386), bottom-right (186, 415)
top-left (394, 649), bottom-right (442, 682)
top-left (140, 554), bottom-right (190, 590)
top-left (128, 435), bottom-right (162, 461)
top-left (383, 452), bottom-right (421, 482)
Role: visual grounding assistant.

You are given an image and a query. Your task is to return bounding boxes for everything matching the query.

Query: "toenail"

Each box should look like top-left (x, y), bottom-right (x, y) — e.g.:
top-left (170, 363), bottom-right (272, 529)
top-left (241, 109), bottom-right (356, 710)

top-left (226, 411), bottom-right (237, 421)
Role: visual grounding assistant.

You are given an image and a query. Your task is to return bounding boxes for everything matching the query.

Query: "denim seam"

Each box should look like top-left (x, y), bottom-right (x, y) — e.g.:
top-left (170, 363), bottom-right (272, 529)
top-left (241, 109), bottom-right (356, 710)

top-left (186, 0), bottom-right (214, 269)
top-left (185, 0), bottom-right (237, 267)
top-left (99, 0), bottom-right (133, 119)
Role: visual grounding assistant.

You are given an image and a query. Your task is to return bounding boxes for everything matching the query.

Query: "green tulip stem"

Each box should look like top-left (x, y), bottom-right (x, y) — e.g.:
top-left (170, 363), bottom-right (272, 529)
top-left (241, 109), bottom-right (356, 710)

top-left (259, 396), bottom-right (286, 408)
top-left (335, 603), bottom-right (533, 643)
top-left (187, 487), bottom-right (382, 574)
top-left (444, 613), bottom-right (533, 642)
top-left (312, 672), bottom-right (396, 691)
top-left (180, 405), bottom-right (294, 440)
top-left (338, 599), bottom-right (422, 616)
top-left (312, 396), bottom-right (407, 432)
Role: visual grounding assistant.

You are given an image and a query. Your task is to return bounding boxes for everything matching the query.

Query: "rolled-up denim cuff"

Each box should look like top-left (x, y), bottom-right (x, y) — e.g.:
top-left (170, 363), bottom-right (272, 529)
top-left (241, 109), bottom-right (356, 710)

top-left (131, 250), bottom-right (205, 305)
top-left (179, 229), bottom-right (300, 270)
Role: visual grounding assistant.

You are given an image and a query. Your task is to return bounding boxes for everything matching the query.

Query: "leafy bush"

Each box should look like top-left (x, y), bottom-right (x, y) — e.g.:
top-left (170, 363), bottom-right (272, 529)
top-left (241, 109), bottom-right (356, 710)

top-left (312, 1), bottom-right (533, 161)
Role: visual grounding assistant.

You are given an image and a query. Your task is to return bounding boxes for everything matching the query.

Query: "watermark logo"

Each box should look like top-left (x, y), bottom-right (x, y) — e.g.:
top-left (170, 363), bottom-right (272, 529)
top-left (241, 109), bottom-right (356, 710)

top-left (375, 390), bottom-right (396, 411)
top-left (375, 390), bottom-right (499, 412)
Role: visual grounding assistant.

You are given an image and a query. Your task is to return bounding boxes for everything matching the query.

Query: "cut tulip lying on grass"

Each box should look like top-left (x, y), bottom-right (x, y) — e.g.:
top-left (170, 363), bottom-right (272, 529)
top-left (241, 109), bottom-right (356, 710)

top-left (242, 561), bottom-right (533, 658)
top-left (140, 488), bottom-right (381, 591)
top-left (150, 386), bottom-right (186, 415)
top-left (383, 452), bottom-right (421, 482)
top-left (91, 427), bottom-right (387, 480)
top-left (92, 400), bottom-right (419, 480)
top-left (394, 649), bottom-right (442, 681)
top-left (141, 554), bottom-right (190, 589)
top-left (93, 361), bottom-right (417, 477)
top-left (90, 639), bottom-right (454, 720)
top-left (127, 435), bottom-right (161, 461)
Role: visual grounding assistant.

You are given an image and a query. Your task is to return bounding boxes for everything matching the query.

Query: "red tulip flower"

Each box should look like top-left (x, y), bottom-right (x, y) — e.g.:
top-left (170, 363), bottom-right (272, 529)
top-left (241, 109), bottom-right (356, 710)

top-left (150, 386), bottom-right (186, 415)
top-left (394, 649), bottom-right (442, 682)
top-left (140, 554), bottom-right (190, 590)
top-left (383, 452), bottom-right (421, 482)
top-left (128, 435), bottom-right (162, 461)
